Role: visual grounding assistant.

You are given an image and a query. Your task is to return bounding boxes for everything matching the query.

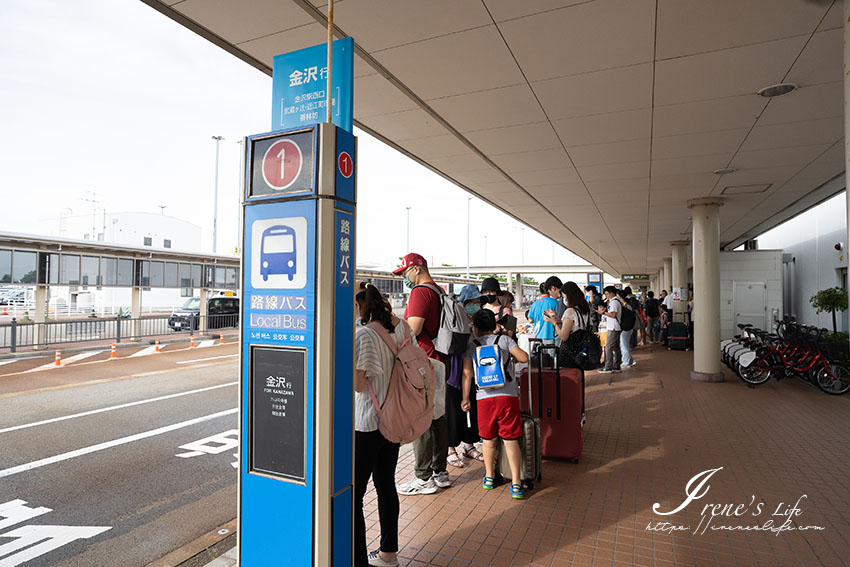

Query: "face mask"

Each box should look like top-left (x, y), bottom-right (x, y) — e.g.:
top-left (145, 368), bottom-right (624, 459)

top-left (465, 303), bottom-right (481, 316)
top-left (487, 295), bottom-right (499, 305)
top-left (403, 274), bottom-right (415, 289)
top-left (479, 296), bottom-right (489, 306)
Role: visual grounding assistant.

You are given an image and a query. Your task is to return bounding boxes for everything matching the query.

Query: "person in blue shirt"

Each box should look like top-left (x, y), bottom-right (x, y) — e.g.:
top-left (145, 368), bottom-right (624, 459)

top-left (527, 276), bottom-right (562, 343)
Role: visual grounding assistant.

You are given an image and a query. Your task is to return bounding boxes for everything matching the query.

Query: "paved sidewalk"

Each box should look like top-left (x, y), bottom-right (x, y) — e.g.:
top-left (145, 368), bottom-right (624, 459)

top-left (206, 344), bottom-right (850, 566)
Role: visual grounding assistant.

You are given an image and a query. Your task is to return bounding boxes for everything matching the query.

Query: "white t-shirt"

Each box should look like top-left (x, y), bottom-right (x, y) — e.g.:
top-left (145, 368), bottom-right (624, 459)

top-left (605, 298), bottom-right (622, 331)
top-left (662, 294), bottom-right (674, 311)
top-left (563, 307), bottom-right (588, 338)
top-left (354, 321), bottom-right (417, 432)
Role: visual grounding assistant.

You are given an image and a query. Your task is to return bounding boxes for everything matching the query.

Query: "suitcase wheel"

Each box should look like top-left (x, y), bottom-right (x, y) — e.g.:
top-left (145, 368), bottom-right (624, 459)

top-left (524, 480), bottom-right (534, 491)
top-left (570, 458), bottom-right (579, 464)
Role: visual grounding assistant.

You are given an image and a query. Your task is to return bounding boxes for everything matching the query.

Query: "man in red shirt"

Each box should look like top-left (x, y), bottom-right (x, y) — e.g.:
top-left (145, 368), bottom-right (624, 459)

top-left (393, 253), bottom-right (451, 495)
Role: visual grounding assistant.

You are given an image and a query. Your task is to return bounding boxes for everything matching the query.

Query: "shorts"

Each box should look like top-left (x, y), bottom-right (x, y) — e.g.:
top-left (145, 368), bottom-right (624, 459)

top-left (477, 395), bottom-right (522, 441)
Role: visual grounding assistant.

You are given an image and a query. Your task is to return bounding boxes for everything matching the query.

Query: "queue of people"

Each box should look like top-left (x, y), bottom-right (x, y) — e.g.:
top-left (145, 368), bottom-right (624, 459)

top-left (352, 251), bottom-right (693, 566)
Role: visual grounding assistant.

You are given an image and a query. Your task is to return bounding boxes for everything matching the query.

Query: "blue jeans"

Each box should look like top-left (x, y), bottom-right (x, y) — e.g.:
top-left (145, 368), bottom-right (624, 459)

top-left (620, 329), bottom-right (634, 365)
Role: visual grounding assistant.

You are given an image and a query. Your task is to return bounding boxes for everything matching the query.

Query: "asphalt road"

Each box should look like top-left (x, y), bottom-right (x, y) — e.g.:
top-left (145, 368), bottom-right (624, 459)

top-left (0, 343), bottom-right (240, 567)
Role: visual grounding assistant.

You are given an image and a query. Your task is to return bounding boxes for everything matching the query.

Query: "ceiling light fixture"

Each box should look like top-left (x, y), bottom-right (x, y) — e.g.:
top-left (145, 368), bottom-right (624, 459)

top-left (713, 168), bottom-right (736, 175)
top-left (757, 83), bottom-right (797, 98)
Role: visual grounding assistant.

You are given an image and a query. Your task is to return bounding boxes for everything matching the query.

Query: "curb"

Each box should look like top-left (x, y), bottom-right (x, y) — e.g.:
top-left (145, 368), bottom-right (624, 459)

top-left (146, 519), bottom-right (236, 567)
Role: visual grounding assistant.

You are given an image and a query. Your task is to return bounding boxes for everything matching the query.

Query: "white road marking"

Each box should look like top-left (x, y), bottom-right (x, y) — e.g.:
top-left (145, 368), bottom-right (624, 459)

top-left (0, 500), bottom-right (51, 531)
top-left (0, 360), bottom-right (18, 367)
top-left (0, 382), bottom-right (238, 435)
top-left (176, 354), bottom-right (238, 365)
top-left (0, 524), bottom-right (111, 567)
top-left (176, 429), bottom-right (238, 458)
top-left (197, 340), bottom-right (215, 348)
top-left (32, 350), bottom-right (103, 371)
top-left (129, 345), bottom-right (159, 357)
top-left (0, 408), bottom-right (237, 479)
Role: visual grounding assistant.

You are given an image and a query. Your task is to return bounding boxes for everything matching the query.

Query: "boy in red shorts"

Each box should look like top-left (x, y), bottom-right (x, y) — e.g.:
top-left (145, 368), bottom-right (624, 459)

top-left (461, 309), bottom-right (530, 499)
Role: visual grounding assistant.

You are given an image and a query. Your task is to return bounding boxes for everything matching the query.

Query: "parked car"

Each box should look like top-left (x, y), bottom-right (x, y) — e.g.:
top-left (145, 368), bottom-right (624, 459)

top-left (168, 295), bottom-right (239, 331)
top-left (0, 289), bottom-right (26, 305)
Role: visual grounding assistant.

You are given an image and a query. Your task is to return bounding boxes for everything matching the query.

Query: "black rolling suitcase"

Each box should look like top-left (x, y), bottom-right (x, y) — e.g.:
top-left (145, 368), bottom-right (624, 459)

top-left (668, 313), bottom-right (689, 351)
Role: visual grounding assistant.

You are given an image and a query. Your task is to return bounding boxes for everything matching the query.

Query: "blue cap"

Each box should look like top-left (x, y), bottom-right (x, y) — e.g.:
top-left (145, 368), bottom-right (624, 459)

top-left (458, 284), bottom-right (485, 304)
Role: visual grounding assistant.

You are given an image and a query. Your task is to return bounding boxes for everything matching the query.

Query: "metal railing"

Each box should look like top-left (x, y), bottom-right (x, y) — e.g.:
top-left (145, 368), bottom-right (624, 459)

top-left (0, 314), bottom-right (239, 353)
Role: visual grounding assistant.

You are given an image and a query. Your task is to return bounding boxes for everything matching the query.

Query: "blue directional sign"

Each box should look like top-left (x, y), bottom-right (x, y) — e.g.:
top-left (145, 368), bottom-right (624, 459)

top-left (272, 37), bottom-right (354, 133)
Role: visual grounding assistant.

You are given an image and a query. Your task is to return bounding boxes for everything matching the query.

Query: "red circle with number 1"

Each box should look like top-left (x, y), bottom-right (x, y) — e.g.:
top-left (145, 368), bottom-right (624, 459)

top-left (262, 139), bottom-right (303, 190)
top-left (338, 151), bottom-right (353, 178)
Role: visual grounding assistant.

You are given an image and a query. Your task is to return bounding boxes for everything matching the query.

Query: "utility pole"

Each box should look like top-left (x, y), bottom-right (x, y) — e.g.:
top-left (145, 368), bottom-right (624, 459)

top-left (466, 197), bottom-right (472, 278)
top-left (405, 206), bottom-right (411, 252)
top-left (211, 135), bottom-right (224, 254)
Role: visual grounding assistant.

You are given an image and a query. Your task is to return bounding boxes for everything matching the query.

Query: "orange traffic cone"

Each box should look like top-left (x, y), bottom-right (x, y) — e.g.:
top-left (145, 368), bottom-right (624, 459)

top-left (54, 350), bottom-right (62, 367)
top-left (1, 306), bottom-right (7, 316)
top-left (190, 336), bottom-right (195, 348)
top-left (110, 344), bottom-right (117, 360)
top-left (219, 335), bottom-right (225, 345)
top-left (155, 340), bottom-right (160, 353)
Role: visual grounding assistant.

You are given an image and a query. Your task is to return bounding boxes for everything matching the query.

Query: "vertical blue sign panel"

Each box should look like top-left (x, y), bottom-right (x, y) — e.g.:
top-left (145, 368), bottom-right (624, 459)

top-left (241, 198), bottom-right (317, 567)
top-left (272, 38), bottom-right (354, 133)
top-left (333, 209), bottom-right (354, 495)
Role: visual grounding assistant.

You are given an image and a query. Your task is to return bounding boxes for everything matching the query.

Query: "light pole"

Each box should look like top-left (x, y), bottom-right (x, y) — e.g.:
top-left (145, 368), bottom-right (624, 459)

top-left (520, 227), bottom-right (525, 264)
top-left (211, 135), bottom-right (224, 254)
top-left (405, 206), bottom-right (412, 252)
top-left (237, 139), bottom-right (245, 255)
top-left (484, 235), bottom-right (488, 265)
top-left (466, 197), bottom-right (472, 277)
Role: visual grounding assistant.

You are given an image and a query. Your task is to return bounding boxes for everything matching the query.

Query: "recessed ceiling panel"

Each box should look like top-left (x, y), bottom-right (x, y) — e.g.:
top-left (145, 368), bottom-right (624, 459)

top-left (568, 139), bottom-right (651, 167)
top-left (742, 118), bottom-right (843, 151)
top-left (429, 84), bottom-right (547, 132)
top-left (175, 0), bottom-right (317, 44)
top-left (758, 81), bottom-right (842, 125)
top-left (497, 0), bottom-right (656, 82)
top-left (373, 25), bottom-right (525, 101)
top-left (332, 0), bottom-right (491, 52)
top-left (786, 29), bottom-right (841, 86)
top-left (533, 63), bottom-right (653, 121)
top-left (553, 108), bottom-right (652, 147)
top-left (653, 95), bottom-right (766, 137)
top-left (464, 122), bottom-right (562, 155)
top-left (656, 0), bottom-right (827, 60)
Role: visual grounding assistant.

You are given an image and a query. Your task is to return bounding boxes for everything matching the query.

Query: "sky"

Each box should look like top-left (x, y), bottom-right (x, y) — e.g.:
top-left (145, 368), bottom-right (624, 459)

top-left (0, 0), bottom-right (588, 274)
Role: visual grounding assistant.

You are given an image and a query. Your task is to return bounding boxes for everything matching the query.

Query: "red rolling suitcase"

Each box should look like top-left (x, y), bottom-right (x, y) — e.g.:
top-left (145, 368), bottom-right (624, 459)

top-left (519, 344), bottom-right (582, 462)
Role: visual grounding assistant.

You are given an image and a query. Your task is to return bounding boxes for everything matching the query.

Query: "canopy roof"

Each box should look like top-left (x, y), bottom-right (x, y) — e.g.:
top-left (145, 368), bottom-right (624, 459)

top-left (143, 0), bottom-right (844, 276)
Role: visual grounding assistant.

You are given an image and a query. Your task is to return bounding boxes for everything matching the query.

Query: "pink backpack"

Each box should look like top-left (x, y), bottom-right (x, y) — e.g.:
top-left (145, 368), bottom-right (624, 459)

top-left (365, 320), bottom-right (436, 444)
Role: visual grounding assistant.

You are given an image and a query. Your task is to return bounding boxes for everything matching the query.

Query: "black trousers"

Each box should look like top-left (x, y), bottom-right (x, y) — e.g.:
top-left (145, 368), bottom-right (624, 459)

top-left (445, 384), bottom-right (479, 447)
top-left (354, 430), bottom-right (400, 567)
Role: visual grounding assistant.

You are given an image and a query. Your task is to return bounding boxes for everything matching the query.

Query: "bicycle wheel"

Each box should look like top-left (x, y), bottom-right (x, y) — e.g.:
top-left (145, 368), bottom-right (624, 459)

top-left (739, 364), bottom-right (771, 386)
top-left (816, 363), bottom-right (850, 395)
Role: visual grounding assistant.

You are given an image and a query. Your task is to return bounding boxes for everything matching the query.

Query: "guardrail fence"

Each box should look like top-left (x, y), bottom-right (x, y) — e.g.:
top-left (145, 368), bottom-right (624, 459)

top-left (0, 314), bottom-right (239, 353)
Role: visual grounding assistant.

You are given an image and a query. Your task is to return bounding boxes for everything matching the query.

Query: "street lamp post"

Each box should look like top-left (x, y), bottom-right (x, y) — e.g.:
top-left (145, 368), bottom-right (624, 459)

top-left (466, 197), bottom-right (472, 278)
top-left (211, 135), bottom-right (224, 254)
top-left (405, 206), bottom-right (411, 252)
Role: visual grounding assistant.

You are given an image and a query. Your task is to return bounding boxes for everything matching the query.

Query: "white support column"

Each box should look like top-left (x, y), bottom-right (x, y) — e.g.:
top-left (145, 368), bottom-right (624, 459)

top-left (515, 273), bottom-right (523, 305)
top-left (688, 197), bottom-right (724, 382)
top-left (671, 241), bottom-right (689, 319)
top-left (199, 289), bottom-right (209, 335)
top-left (663, 258), bottom-right (673, 294)
top-left (844, 0), bottom-right (850, 353)
top-left (131, 287), bottom-right (142, 341)
top-left (34, 285), bottom-right (47, 348)
top-left (506, 271), bottom-right (514, 295)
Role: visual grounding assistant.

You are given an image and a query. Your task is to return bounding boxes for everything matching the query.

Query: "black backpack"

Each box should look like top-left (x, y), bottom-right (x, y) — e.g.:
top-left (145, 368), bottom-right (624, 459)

top-left (618, 299), bottom-right (636, 331)
top-left (645, 298), bottom-right (659, 318)
top-left (559, 309), bottom-right (601, 371)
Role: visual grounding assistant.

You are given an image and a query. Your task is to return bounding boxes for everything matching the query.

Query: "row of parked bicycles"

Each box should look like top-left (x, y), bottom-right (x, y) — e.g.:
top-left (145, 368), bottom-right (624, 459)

top-left (721, 319), bottom-right (850, 395)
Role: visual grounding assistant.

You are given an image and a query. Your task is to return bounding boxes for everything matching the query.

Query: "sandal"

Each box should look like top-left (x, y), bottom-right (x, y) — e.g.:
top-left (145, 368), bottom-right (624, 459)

top-left (463, 446), bottom-right (485, 462)
top-left (447, 449), bottom-right (465, 468)
top-left (482, 476), bottom-right (496, 490)
top-left (510, 483), bottom-right (525, 500)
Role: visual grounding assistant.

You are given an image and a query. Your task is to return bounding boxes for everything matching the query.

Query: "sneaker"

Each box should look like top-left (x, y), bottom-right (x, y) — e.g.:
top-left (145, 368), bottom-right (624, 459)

top-left (581, 412), bottom-right (586, 428)
top-left (432, 470), bottom-right (451, 488)
top-left (624, 361), bottom-right (637, 368)
top-left (396, 476), bottom-right (437, 495)
top-left (368, 550), bottom-right (399, 567)
top-left (613, 368), bottom-right (622, 373)
top-left (597, 368), bottom-right (614, 374)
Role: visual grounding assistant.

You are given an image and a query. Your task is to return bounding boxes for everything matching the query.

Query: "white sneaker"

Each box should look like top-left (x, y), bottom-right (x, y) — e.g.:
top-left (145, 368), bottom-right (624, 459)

top-left (397, 476), bottom-right (437, 495)
top-left (433, 470), bottom-right (451, 488)
top-left (368, 550), bottom-right (399, 567)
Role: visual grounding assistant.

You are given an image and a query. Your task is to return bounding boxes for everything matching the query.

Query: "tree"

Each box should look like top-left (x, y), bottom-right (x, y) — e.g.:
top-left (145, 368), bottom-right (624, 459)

top-left (810, 287), bottom-right (848, 333)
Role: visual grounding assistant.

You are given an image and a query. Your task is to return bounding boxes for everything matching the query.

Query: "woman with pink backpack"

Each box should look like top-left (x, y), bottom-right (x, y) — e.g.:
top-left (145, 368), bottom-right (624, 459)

top-left (354, 284), bottom-right (434, 567)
